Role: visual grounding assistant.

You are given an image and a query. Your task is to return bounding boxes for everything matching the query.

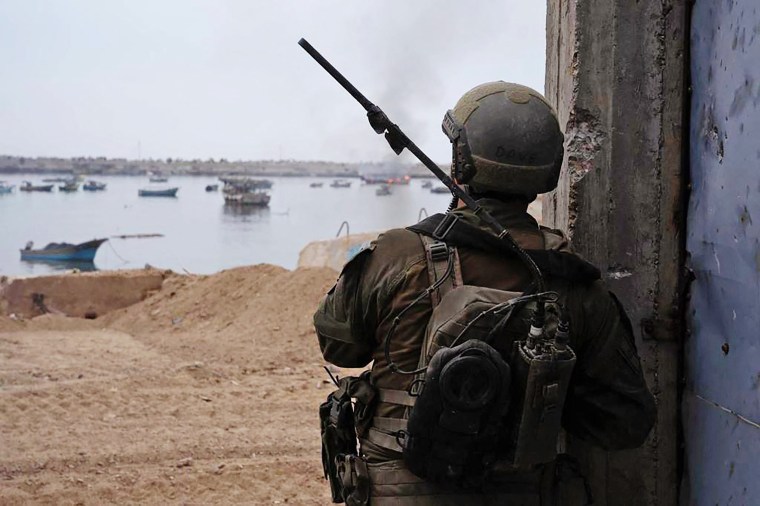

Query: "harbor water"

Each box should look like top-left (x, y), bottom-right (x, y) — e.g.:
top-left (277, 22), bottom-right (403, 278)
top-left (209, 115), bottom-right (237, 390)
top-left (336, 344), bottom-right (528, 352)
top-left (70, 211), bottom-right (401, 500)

top-left (0, 174), bottom-right (456, 277)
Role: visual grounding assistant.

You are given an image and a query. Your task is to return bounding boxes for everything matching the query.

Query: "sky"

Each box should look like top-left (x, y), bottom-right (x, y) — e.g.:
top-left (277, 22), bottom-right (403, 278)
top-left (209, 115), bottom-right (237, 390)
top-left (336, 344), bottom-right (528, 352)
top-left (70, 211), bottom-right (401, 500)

top-left (0, 1), bottom-right (546, 164)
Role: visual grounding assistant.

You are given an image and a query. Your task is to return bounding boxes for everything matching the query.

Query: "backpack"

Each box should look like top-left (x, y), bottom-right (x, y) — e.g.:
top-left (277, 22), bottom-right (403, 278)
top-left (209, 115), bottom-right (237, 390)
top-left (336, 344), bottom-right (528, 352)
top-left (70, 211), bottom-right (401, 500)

top-left (393, 214), bottom-right (599, 486)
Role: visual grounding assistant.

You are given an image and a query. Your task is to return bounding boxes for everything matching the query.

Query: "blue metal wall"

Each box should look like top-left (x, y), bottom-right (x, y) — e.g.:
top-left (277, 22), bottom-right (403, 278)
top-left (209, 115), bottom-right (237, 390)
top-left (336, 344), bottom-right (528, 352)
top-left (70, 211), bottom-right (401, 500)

top-left (686, 1), bottom-right (760, 504)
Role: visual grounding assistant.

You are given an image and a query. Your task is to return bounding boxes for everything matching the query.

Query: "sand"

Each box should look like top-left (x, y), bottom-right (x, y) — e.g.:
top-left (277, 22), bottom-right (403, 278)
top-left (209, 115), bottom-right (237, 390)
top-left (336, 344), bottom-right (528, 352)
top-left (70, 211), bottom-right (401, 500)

top-left (0, 265), bottom-right (347, 505)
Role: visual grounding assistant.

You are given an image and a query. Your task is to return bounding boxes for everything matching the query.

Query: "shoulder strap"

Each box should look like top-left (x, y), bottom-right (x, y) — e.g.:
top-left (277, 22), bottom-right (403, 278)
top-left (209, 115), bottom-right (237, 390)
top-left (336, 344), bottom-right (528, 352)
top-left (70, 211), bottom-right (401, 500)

top-left (408, 213), bottom-right (601, 283)
top-left (419, 234), bottom-right (463, 307)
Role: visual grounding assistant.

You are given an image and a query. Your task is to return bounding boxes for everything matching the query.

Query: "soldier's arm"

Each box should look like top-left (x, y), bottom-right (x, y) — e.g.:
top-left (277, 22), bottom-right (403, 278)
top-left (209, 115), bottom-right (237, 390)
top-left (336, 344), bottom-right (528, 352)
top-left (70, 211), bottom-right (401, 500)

top-left (562, 281), bottom-right (657, 450)
top-left (313, 245), bottom-right (376, 368)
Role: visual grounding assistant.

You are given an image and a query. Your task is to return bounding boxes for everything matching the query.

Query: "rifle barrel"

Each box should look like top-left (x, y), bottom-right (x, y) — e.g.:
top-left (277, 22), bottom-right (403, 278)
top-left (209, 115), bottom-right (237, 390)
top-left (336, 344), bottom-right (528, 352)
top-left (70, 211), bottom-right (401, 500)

top-left (298, 38), bottom-right (374, 111)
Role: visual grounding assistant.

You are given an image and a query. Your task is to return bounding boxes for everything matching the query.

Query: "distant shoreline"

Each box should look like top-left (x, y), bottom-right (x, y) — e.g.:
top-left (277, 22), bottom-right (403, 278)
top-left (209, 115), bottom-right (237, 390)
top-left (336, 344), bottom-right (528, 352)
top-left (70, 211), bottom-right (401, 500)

top-left (0, 155), bottom-right (440, 178)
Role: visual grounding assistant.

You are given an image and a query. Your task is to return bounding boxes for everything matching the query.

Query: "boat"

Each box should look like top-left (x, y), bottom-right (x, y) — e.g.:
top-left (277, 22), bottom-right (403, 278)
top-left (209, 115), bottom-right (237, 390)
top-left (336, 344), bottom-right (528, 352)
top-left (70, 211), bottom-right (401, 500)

top-left (219, 177), bottom-right (273, 190)
top-left (430, 186), bottom-right (451, 194)
top-left (0, 182), bottom-right (14, 194)
top-left (224, 192), bottom-right (271, 206)
top-left (20, 238), bottom-right (108, 262)
top-left (205, 184), bottom-right (219, 192)
top-left (330, 179), bottom-right (352, 188)
top-left (59, 181), bottom-right (80, 192)
top-left (375, 185), bottom-right (392, 196)
top-left (148, 171), bottom-right (169, 183)
top-left (138, 187), bottom-right (179, 197)
top-left (421, 180), bottom-right (433, 189)
top-left (220, 177), bottom-right (271, 207)
top-left (83, 180), bottom-right (107, 191)
top-left (361, 174), bottom-right (411, 185)
top-left (42, 176), bottom-right (74, 183)
top-left (309, 182), bottom-right (324, 188)
top-left (19, 181), bottom-right (55, 192)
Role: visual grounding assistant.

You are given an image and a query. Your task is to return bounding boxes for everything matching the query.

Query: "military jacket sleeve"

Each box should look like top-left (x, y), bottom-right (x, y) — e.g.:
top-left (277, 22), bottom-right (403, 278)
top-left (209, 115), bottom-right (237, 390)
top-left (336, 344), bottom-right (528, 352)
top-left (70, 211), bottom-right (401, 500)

top-left (563, 281), bottom-right (657, 450)
top-left (313, 243), bottom-right (377, 368)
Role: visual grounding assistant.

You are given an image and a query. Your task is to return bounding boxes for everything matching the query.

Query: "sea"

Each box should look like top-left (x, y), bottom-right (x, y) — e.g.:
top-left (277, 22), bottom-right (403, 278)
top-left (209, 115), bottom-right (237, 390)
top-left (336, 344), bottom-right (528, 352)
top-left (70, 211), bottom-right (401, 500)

top-left (0, 174), bottom-right (455, 277)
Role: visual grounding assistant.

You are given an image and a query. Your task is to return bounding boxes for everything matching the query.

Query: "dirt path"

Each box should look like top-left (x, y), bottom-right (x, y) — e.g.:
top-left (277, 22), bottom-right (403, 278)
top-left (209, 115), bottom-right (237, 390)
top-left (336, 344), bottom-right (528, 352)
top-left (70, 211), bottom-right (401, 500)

top-left (0, 265), bottom-right (345, 505)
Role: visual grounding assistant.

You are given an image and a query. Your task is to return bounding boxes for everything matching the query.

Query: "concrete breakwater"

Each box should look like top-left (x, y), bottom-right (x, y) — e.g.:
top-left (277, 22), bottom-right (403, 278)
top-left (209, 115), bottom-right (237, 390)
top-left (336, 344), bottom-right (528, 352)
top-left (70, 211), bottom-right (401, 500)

top-left (0, 155), bottom-right (436, 178)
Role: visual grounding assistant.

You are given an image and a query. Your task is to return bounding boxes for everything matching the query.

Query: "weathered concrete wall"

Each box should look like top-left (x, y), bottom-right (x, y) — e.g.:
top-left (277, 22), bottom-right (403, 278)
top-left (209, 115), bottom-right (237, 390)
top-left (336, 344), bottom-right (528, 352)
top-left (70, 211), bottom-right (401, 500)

top-left (297, 233), bottom-right (381, 272)
top-left (545, 0), bottom-right (687, 504)
top-left (684, 1), bottom-right (760, 503)
top-left (0, 270), bottom-right (166, 319)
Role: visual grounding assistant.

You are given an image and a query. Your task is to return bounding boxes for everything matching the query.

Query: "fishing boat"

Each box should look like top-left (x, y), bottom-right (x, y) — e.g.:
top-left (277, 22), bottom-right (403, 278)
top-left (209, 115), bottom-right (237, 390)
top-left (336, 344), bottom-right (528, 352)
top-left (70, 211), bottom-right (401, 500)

top-left (309, 182), bottom-right (324, 188)
top-left (20, 238), bottom-right (108, 262)
top-left (375, 185), bottom-right (392, 196)
top-left (219, 177), bottom-right (273, 190)
top-left (224, 192), bottom-right (271, 206)
top-left (220, 177), bottom-right (271, 207)
top-left (19, 181), bottom-right (55, 192)
top-left (330, 179), bottom-right (352, 188)
top-left (59, 181), bottom-right (80, 192)
top-left (138, 187), bottom-right (179, 197)
top-left (83, 180), bottom-right (107, 191)
top-left (205, 184), bottom-right (219, 192)
top-left (0, 182), bottom-right (14, 194)
top-left (421, 180), bottom-right (433, 189)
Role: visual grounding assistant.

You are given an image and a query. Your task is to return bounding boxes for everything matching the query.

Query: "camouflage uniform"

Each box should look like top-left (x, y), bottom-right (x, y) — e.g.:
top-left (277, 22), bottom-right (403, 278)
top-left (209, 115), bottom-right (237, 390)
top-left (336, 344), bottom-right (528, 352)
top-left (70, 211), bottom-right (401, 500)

top-left (314, 198), bottom-right (656, 505)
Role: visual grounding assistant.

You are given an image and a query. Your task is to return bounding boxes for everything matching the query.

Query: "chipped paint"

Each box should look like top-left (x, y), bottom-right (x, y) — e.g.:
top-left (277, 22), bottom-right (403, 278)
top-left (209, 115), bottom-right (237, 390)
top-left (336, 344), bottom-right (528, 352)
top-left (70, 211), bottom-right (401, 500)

top-left (686, 0), bottom-right (760, 503)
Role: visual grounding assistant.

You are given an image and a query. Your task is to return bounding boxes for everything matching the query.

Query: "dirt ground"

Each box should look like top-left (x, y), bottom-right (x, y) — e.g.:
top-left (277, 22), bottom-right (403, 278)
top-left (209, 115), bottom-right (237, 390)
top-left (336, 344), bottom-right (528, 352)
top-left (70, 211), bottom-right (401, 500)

top-left (0, 264), bottom-right (349, 505)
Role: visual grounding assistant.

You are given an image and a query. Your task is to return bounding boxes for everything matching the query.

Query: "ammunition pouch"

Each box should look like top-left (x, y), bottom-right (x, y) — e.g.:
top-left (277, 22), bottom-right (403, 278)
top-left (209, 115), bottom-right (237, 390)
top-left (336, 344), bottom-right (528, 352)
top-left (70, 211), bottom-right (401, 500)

top-left (337, 454), bottom-right (370, 506)
top-left (319, 371), bottom-right (376, 503)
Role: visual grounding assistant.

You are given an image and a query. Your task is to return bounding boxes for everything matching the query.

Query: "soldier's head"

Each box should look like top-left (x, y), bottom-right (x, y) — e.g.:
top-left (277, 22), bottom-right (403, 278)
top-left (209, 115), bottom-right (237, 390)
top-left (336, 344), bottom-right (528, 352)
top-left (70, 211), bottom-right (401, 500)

top-left (442, 82), bottom-right (564, 201)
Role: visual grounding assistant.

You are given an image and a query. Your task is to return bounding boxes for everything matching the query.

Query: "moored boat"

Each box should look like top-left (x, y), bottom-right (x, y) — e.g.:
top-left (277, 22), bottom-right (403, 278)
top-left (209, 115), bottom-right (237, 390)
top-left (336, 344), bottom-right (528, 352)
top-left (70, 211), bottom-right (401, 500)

top-left (219, 177), bottom-right (273, 191)
top-left (220, 177), bottom-right (270, 207)
top-left (59, 181), bottom-right (80, 192)
top-left (138, 187), bottom-right (179, 197)
top-left (83, 180), bottom-right (107, 191)
top-left (20, 238), bottom-right (108, 262)
top-left (0, 182), bottom-right (14, 194)
top-left (205, 184), bottom-right (219, 192)
top-left (19, 181), bottom-right (55, 192)
top-left (149, 176), bottom-right (169, 183)
top-left (430, 186), bottom-right (451, 194)
top-left (309, 182), bottom-right (324, 188)
top-left (375, 185), bottom-right (392, 196)
top-left (224, 192), bottom-right (271, 206)
top-left (330, 179), bottom-right (352, 188)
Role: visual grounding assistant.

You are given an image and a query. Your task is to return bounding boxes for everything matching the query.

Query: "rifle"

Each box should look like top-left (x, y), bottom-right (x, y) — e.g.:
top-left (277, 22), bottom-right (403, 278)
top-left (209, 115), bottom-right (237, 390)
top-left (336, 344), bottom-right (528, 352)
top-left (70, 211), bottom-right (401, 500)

top-left (297, 38), bottom-right (545, 292)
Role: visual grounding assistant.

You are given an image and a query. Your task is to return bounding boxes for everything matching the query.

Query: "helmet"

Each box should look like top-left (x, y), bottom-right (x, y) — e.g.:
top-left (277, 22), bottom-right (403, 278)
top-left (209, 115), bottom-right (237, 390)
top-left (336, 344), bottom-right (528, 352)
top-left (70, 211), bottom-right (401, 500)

top-left (442, 82), bottom-right (564, 196)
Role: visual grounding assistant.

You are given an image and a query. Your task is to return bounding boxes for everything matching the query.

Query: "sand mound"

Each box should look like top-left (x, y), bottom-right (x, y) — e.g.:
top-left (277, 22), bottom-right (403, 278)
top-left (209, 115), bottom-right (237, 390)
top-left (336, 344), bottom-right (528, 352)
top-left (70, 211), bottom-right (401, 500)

top-left (0, 264), bottom-right (343, 504)
top-left (104, 264), bottom-right (337, 368)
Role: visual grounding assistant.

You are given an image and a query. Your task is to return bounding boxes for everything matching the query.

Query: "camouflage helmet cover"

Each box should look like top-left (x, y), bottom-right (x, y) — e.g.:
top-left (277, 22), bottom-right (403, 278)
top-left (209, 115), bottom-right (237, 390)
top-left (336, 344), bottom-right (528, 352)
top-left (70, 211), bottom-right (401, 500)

top-left (442, 81), bottom-right (564, 195)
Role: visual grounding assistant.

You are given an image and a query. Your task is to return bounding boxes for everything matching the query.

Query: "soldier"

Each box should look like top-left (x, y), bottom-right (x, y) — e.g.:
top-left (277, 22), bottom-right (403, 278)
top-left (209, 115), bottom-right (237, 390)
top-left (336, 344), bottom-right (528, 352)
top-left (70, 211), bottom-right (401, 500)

top-left (314, 82), bottom-right (656, 505)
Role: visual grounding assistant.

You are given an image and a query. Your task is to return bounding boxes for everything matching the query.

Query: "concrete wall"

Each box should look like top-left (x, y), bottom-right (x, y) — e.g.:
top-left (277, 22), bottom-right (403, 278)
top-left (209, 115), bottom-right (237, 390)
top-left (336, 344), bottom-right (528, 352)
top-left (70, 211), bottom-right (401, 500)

top-left (545, 1), bottom-right (688, 504)
top-left (684, 1), bottom-right (760, 503)
top-left (297, 232), bottom-right (381, 272)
